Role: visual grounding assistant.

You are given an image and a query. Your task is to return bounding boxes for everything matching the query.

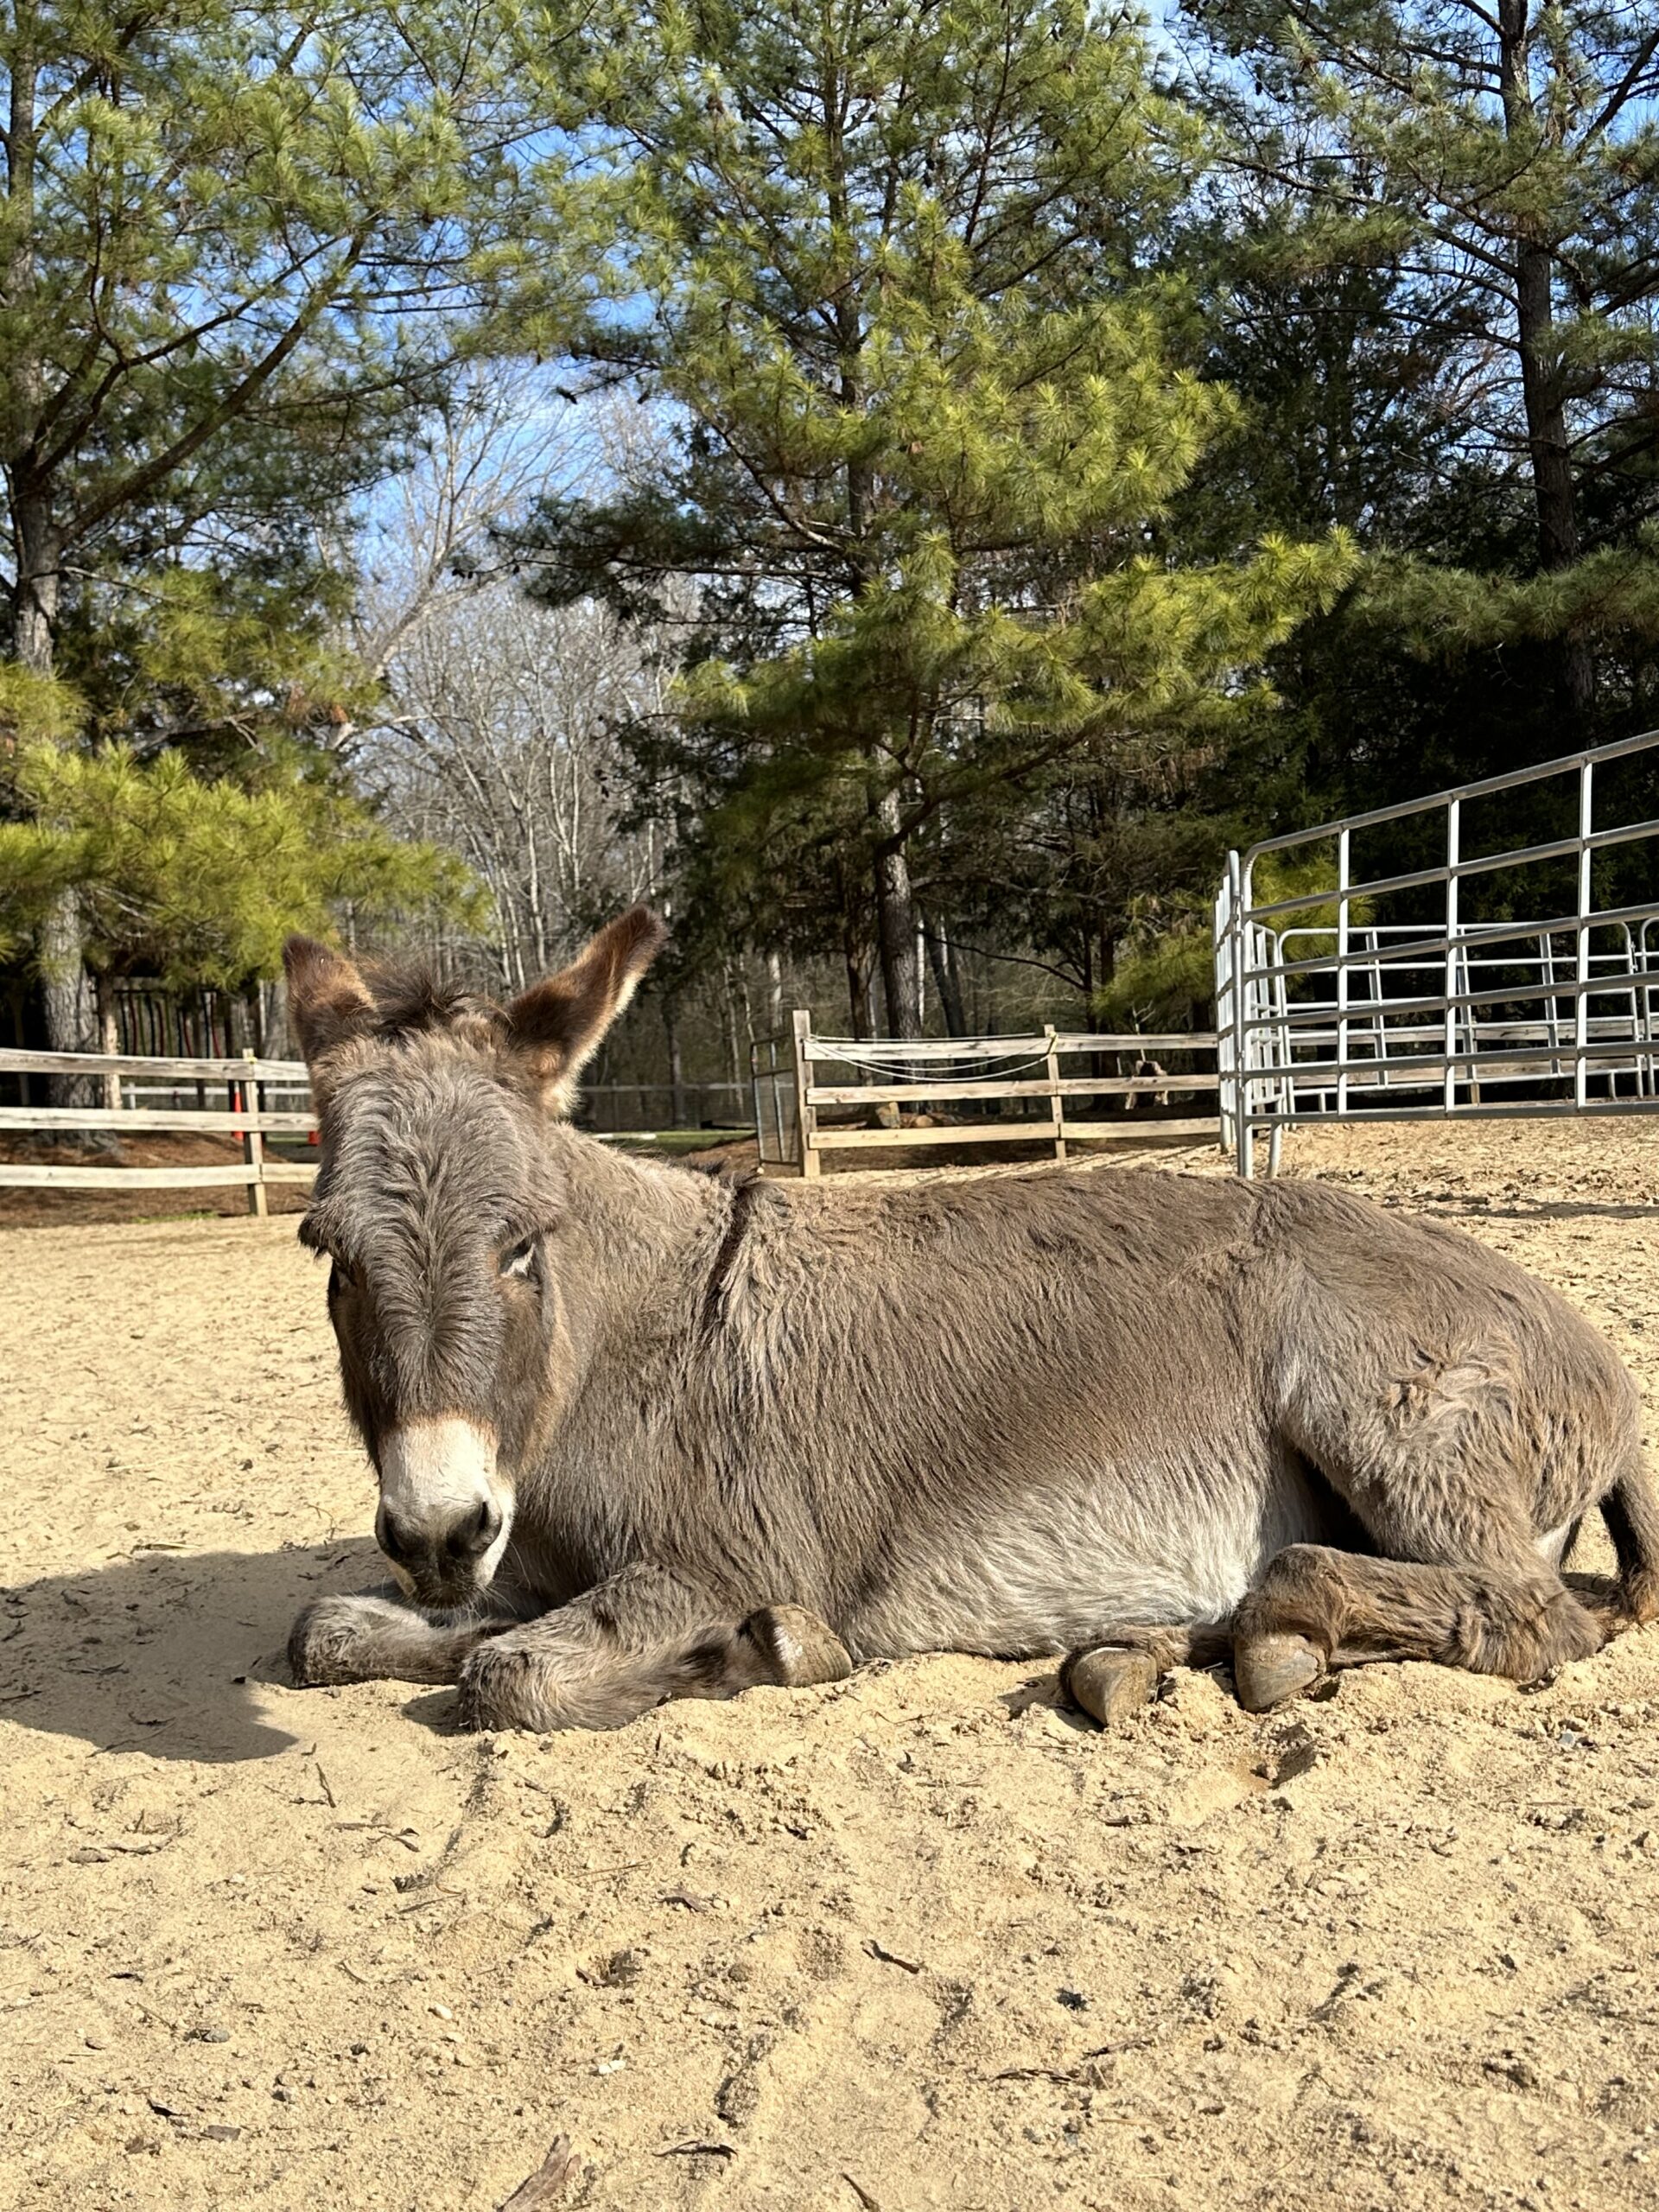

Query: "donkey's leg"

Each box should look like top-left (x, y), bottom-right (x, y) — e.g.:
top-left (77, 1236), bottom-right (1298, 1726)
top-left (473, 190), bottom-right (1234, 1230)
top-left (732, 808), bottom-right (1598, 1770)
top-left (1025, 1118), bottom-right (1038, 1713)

top-left (1230, 1544), bottom-right (1602, 1712)
top-left (1238, 1248), bottom-right (1641, 1709)
top-left (456, 1567), bottom-right (851, 1732)
top-left (1061, 1622), bottom-right (1234, 1726)
top-left (289, 1582), bottom-right (537, 1688)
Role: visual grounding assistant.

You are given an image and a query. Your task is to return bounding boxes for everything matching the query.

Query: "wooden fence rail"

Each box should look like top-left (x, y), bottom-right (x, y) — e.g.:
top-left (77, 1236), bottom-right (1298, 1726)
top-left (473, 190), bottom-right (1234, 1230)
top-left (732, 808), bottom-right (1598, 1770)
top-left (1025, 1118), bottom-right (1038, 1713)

top-left (0, 1047), bottom-right (315, 1213)
top-left (783, 1017), bottom-right (1222, 1177)
top-left (0, 1047), bottom-right (308, 1083)
top-left (6, 1023), bottom-right (1225, 1202)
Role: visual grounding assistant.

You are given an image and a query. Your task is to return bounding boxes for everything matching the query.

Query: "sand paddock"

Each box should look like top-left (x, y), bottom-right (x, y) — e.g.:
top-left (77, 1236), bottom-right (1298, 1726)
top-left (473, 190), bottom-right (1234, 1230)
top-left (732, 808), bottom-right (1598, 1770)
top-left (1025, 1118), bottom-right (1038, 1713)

top-left (3, 1120), bottom-right (1659, 2211)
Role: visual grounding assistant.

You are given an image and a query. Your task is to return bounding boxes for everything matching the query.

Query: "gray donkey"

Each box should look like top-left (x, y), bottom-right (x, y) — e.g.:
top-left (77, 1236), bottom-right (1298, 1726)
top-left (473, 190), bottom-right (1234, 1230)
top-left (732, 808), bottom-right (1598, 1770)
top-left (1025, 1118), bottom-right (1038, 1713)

top-left (284, 907), bottom-right (1659, 1732)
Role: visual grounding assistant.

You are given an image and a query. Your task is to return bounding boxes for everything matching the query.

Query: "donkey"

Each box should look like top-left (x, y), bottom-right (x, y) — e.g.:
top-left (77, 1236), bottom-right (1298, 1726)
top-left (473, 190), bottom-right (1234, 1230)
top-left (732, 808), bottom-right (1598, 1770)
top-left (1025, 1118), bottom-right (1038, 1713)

top-left (284, 908), bottom-right (1659, 1733)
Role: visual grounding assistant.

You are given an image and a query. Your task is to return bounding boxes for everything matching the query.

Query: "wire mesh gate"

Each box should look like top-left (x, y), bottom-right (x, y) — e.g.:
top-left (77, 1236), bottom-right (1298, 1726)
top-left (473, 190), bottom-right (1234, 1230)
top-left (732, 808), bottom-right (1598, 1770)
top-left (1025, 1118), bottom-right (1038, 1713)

top-left (1214, 727), bottom-right (1659, 1177)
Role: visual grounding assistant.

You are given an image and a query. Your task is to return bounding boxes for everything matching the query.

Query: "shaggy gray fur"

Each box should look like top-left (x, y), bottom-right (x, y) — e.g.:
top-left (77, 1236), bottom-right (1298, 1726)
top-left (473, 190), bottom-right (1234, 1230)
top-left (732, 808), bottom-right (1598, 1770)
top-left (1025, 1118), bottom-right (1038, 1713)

top-left (283, 912), bottom-right (1659, 1732)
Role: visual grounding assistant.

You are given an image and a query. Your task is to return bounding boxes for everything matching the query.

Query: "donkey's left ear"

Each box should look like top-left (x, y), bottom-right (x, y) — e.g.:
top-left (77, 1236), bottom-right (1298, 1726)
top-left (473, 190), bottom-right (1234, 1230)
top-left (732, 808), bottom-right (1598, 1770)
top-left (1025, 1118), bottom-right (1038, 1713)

top-left (506, 906), bottom-right (669, 1111)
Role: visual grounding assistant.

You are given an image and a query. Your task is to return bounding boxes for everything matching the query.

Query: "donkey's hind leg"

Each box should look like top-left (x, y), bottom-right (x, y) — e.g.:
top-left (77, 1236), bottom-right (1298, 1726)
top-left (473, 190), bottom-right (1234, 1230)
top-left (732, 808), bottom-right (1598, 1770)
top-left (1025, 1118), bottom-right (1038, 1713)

top-left (289, 1582), bottom-right (534, 1688)
top-left (1243, 1243), bottom-right (1640, 1709)
top-left (1230, 1544), bottom-right (1601, 1712)
top-left (1061, 1622), bottom-right (1233, 1726)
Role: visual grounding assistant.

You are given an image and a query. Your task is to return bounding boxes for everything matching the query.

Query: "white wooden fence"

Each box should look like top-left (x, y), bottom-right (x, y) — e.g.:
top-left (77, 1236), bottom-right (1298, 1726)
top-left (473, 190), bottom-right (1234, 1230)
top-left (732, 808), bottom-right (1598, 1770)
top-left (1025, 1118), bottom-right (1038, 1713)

top-left (0, 1048), bottom-right (315, 1214)
top-left (763, 1014), bottom-right (1221, 1175)
top-left (4, 1020), bottom-right (1223, 1203)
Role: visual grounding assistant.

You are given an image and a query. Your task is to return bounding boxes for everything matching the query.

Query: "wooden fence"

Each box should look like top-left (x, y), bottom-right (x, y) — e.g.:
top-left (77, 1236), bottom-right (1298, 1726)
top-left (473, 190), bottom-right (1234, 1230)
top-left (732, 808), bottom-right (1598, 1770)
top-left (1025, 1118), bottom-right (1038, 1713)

top-left (0, 1051), bottom-right (754, 1208)
top-left (779, 1016), bottom-right (1222, 1177)
top-left (3, 1024), bottom-right (1224, 1203)
top-left (0, 1048), bottom-right (315, 1215)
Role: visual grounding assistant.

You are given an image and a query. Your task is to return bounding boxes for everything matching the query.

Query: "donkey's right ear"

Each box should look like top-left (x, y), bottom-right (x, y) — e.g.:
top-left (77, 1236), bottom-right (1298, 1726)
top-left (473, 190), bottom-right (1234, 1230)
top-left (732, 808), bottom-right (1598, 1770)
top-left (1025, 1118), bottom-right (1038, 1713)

top-left (505, 905), bottom-right (669, 1112)
top-left (283, 936), bottom-right (375, 1065)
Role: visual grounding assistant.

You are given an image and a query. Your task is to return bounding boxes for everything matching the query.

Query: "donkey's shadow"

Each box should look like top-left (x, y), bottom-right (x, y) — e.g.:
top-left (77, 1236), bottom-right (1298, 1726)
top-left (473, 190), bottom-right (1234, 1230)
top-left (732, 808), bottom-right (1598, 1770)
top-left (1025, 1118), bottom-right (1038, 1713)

top-left (10, 1539), bottom-right (1638, 1764)
top-left (1, 1538), bottom-right (388, 1763)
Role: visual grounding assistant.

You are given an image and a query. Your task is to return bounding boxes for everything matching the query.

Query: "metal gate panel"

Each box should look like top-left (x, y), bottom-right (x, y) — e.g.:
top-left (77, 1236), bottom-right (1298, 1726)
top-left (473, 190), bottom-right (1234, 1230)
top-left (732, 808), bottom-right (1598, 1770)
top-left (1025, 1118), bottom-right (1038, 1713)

top-left (1214, 729), bottom-right (1659, 1176)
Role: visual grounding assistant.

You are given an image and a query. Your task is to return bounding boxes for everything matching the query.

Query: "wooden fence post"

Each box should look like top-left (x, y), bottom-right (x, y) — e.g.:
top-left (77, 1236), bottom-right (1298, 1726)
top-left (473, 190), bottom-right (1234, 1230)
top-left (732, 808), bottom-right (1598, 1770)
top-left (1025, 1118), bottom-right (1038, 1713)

top-left (791, 1010), bottom-right (821, 1179)
top-left (1045, 1025), bottom-right (1067, 1162)
top-left (96, 976), bottom-right (122, 1111)
top-left (242, 1049), bottom-right (268, 1218)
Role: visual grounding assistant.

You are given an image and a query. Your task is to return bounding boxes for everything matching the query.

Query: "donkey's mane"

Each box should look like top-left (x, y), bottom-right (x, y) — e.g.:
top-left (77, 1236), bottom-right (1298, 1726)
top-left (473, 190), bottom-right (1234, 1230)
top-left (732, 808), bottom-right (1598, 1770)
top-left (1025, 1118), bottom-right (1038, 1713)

top-left (357, 964), bottom-right (505, 1043)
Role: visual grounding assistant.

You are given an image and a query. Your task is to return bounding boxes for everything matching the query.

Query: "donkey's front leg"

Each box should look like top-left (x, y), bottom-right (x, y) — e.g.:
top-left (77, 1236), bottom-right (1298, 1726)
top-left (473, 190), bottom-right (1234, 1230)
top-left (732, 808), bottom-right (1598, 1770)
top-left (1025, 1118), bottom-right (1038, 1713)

top-left (289, 1582), bottom-right (537, 1688)
top-left (456, 1565), bottom-right (850, 1732)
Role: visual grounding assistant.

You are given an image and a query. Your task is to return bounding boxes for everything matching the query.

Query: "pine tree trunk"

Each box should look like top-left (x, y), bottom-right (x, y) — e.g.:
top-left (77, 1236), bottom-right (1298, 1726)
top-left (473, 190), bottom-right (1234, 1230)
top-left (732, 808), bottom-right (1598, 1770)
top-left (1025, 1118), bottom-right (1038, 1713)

top-left (922, 917), bottom-right (966, 1035)
top-left (1498, 0), bottom-right (1594, 723)
top-left (7, 37), bottom-right (53, 681)
top-left (843, 942), bottom-right (869, 1039)
top-left (835, 868), bottom-right (870, 1039)
top-left (870, 784), bottom-right (921, 1039)
top-left (8, 262), bottom-right (97, 1106)
top-left (1515, 242), bottom-right (1577, 576)
top-left (16, 492), bottom-right (100, 1110)
top-left (1090, 930), bottom-right (1116, 1034)
top-left (39, 888), bottom-right (99, 1110)
top-left (95, 973), bottom-right (121, 1111)
top-left (11, 479), bottom-right (60, 676)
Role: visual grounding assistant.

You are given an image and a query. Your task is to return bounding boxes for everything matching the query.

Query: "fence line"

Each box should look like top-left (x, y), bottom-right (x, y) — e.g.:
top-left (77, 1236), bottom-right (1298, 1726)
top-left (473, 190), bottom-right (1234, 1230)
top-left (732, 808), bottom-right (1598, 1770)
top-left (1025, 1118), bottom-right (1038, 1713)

top-left (0, 1046), bottom-right (315, 1211)
top-left (0, 1052), bottom-right (757, 1205)
top-left (754, 1017), bottom-right (1220, 1174)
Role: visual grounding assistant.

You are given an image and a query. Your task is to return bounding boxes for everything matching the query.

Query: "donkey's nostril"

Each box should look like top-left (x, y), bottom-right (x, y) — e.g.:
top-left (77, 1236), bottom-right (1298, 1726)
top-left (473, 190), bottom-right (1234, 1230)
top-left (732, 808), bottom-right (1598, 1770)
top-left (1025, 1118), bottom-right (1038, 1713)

top-left (452, 1497), bottom-right (502, 1560)
top-left (378, 1506), bottom-right (417, 1566)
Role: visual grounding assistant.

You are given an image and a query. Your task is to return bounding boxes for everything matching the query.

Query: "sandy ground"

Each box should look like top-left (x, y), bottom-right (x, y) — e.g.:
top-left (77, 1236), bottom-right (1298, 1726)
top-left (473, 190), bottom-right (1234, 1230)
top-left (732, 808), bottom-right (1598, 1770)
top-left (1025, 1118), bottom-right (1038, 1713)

top-left (3, 1119), bottom-right (1659, 2212)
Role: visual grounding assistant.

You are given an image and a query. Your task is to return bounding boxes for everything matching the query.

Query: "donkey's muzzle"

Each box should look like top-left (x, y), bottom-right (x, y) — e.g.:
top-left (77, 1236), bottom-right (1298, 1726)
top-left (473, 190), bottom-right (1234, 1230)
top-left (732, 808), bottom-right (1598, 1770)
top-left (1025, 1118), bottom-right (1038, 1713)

top-left (378, 1495), bottom-right (501, 1595)
top-left (374, 1417), bottom-right (512, 1602)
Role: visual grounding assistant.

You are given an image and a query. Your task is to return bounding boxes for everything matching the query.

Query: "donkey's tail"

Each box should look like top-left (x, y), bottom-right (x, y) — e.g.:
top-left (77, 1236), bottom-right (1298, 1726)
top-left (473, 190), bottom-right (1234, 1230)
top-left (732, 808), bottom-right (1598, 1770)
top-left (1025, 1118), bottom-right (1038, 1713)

top-left (1599, 1453), bottom-right (1659, 1630)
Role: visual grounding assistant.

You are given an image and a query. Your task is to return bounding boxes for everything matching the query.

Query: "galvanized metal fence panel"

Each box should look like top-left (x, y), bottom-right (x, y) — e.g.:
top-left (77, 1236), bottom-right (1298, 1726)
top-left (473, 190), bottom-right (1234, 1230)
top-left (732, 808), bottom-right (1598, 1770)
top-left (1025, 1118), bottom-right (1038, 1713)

top-left (1214, 727), bottom-right (1659, 1176)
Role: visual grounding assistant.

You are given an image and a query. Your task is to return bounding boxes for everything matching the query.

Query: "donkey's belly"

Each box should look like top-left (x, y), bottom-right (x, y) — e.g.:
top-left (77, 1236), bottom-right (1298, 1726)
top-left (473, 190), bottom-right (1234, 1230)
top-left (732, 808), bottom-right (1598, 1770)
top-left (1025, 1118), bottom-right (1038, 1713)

top-left (845, 1457), bottom-right (1341, 1662)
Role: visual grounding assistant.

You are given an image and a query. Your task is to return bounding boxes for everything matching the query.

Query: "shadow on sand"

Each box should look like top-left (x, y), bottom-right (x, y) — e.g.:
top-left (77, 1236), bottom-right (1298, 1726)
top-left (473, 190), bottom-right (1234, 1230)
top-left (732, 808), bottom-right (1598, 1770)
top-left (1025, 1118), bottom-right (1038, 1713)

top-left (0, 1536), bottom-right (431, 1763)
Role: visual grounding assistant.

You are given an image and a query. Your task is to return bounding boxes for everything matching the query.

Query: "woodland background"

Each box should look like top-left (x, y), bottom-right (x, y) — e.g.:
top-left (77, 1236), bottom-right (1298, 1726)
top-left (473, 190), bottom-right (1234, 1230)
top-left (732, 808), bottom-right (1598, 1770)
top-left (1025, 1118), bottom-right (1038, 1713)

top-left (3, 0), bottom-right (1658, 1106)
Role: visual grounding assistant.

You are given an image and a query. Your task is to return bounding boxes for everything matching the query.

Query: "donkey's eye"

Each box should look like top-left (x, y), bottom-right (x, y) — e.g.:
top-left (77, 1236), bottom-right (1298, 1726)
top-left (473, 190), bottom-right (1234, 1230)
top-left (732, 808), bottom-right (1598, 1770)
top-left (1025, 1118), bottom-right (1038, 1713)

top-left (499, 1236), bottom-right (537, 1281)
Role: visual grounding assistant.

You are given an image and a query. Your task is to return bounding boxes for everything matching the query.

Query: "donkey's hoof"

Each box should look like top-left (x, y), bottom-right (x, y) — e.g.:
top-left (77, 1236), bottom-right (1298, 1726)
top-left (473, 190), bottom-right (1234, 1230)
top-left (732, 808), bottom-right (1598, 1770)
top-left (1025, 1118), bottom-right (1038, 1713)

top-left (1233, 1632), bottom-right (1325, 1713)
top-left (458, 1636), bottom-right (563, 1732)
top-left (289, 1595), bottom-right (382, 1687)
top-left (1064, 1646), bottom-right (1160, 1726)
top-left (744, 1605), bottom-right (853, 1687)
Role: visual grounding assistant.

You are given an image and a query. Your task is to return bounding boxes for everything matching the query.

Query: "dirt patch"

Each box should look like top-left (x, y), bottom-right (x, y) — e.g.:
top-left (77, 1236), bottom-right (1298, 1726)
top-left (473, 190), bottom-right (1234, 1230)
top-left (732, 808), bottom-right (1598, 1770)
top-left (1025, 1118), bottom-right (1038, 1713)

top-left (3, 1121), bottom-right (1659, 2210)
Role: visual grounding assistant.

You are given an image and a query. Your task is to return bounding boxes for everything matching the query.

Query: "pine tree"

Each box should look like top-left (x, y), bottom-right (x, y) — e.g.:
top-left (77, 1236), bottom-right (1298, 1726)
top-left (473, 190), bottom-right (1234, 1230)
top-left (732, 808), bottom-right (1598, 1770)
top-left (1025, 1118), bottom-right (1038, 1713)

top-left (0, 718), bottom-right (484, 1000)
top-left (1185, 0), bottom-right (1659, 726)
top-left (1, 0), bottom-right (549, 1059)
top-left (513, 0), bottom-right (1354, 1034)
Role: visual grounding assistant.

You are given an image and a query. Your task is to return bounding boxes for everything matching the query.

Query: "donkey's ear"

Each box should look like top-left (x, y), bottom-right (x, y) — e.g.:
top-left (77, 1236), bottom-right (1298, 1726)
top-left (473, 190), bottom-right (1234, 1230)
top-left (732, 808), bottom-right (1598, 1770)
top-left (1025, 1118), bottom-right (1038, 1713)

top-left (506, 906), bottom-right (669, 1110)
top-left (283, 935), bottom-right (375, 1066)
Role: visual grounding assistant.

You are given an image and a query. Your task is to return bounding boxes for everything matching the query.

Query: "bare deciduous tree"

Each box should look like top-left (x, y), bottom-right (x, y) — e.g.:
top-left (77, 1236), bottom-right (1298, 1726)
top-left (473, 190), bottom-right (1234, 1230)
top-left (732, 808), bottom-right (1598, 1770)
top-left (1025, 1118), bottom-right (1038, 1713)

top-left (372, 584), bottom-right (665, 993)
